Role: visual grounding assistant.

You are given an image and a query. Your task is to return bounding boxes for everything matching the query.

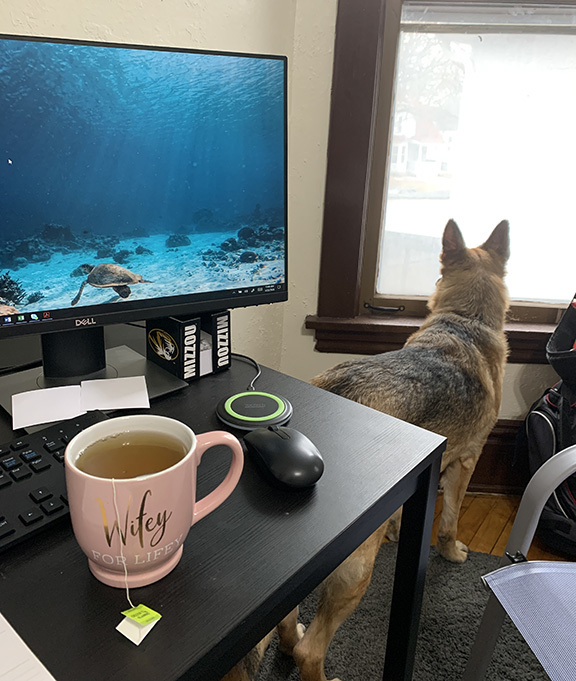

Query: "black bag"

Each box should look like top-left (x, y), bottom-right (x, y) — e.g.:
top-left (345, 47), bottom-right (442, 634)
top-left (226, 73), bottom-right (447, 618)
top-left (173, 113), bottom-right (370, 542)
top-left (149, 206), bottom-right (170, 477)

top-left (520, 295), bottom-right (576, 557)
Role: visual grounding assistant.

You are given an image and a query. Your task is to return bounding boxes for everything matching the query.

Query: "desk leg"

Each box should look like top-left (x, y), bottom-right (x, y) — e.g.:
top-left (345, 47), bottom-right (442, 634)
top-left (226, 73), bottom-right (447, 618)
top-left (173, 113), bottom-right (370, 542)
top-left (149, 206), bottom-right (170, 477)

top-left (382, 456), bottom-right (441, 681)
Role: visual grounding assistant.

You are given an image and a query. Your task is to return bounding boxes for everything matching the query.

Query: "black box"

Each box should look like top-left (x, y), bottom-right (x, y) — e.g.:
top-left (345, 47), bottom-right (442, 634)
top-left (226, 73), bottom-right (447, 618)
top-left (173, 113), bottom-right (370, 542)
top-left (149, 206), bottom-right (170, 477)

top-left (200, 310), bottom-right (231, 375)
top-left (146, 310), bottom-right (230, 382)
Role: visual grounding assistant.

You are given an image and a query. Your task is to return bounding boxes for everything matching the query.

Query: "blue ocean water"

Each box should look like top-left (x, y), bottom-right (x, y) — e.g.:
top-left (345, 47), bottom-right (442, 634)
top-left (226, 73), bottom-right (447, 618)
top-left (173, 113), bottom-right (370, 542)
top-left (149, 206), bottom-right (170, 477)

top-left (0, 37), bottom-right (286, 313)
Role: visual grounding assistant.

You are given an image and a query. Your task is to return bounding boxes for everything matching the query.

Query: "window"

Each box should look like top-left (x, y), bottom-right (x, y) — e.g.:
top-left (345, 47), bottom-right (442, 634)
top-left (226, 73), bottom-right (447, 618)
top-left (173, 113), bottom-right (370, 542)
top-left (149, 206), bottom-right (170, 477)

top-left (305, 0), bottom-right (567, 362)
top-left (377, 2), bottom-right (576, 306)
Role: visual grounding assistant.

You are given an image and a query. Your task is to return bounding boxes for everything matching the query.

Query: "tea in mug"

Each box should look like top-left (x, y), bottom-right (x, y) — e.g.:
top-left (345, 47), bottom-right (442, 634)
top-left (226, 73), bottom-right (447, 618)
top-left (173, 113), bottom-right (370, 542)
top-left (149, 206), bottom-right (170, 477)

top-left (75, 431), bottom-right (188, 479)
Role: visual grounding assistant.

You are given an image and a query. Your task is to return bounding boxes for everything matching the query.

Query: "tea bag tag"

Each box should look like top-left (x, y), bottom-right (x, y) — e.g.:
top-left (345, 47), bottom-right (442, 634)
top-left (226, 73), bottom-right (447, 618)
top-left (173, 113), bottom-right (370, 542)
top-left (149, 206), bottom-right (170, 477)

top-left (117, 604), bottom-right (162, 645)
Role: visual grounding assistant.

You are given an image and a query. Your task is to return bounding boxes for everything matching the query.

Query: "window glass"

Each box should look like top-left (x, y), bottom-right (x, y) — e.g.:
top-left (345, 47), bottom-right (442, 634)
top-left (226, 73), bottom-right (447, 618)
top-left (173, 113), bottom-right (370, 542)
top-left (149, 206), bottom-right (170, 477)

top-left (378, 3), bottom-right (576, 304)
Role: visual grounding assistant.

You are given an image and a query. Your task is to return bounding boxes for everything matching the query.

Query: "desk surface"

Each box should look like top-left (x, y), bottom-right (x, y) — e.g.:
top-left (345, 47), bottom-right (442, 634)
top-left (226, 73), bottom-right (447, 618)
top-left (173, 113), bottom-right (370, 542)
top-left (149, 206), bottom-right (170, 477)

top-left (0, 358), bottom-right (445, 681)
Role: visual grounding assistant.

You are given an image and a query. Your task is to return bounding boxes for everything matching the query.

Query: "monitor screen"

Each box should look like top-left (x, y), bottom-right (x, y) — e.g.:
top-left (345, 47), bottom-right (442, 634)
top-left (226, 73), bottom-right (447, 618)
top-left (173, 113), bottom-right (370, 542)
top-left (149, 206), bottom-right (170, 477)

top-left (0, 34), bottom-right (287, 335)
top-left (0, 34), bottom-right (287, 402)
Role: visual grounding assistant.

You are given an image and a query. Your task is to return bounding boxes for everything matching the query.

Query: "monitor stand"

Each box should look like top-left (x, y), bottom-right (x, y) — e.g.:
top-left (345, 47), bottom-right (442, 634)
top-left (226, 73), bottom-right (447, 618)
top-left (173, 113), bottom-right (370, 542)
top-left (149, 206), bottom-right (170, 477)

top-left (0, 327), bottom-right (188, 419)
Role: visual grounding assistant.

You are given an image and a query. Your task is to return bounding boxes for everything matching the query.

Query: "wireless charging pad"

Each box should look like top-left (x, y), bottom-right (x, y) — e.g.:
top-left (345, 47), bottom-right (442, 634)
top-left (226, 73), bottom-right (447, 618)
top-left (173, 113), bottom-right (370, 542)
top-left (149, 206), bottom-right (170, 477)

top-left (216, 391), bottom-right (293, 430)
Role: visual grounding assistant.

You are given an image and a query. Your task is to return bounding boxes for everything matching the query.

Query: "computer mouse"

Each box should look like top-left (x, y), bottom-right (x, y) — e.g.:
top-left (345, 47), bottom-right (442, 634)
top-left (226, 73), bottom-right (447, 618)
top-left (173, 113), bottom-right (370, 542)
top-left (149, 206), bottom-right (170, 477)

top-left (243, 425), bottom-right (324, 490)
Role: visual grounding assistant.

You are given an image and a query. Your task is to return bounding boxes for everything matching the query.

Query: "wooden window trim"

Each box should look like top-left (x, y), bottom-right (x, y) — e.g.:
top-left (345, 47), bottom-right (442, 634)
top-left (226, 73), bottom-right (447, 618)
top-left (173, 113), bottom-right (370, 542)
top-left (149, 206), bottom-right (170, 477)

top-left (305, 314), bottom-right (555, 363)
top-left (306, 0), bottom-right (560, 364)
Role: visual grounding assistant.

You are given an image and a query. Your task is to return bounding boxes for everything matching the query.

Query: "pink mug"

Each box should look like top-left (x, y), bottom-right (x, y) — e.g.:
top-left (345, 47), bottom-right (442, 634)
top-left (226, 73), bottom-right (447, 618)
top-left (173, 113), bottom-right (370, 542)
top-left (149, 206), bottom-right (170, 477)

top-left (64, 414), bottom-right (243, 588)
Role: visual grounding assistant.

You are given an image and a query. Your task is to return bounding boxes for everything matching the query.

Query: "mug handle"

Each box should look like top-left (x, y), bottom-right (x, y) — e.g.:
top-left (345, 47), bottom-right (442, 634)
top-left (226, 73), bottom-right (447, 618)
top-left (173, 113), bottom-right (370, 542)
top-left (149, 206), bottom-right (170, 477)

top-left (192, 431), bottom-right (244, 523)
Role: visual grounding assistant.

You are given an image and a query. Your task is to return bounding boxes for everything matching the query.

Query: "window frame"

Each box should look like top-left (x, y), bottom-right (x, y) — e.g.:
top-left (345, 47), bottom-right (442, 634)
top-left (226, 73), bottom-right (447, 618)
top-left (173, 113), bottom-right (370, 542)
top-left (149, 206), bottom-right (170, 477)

top-left (305, 0), bottom-right (563, 363)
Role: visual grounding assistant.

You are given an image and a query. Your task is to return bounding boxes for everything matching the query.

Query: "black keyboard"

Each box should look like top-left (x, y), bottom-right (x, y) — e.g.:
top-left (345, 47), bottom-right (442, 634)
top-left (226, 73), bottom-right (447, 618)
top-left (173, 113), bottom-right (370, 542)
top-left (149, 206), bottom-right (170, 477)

top-left (0, 410), bottom-right (110, 552)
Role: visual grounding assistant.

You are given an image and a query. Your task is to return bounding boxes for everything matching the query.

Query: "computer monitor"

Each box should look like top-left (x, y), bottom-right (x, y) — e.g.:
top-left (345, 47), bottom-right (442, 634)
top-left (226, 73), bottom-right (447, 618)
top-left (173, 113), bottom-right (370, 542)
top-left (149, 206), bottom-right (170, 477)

top-left (0, 34), bottom-right (287, 408)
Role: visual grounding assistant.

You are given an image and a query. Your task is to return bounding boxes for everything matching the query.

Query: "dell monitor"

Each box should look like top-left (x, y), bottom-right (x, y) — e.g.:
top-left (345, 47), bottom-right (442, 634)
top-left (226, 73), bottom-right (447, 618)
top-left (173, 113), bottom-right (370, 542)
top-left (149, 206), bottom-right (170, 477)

top-left (0, 34), bottom-right (287, 411)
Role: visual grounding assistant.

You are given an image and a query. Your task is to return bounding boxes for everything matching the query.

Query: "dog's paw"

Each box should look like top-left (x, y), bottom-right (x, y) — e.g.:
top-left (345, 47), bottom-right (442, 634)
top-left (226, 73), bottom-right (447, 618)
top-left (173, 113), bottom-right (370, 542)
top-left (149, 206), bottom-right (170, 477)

top-left (438, 539), bottom-right (469, 563)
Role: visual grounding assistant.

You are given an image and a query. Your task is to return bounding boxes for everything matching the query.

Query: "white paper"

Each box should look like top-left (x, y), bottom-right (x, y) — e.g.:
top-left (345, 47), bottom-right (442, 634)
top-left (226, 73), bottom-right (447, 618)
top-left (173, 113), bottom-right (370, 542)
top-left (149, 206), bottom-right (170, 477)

top-left (11, 386), bottom-right (86, 430)
top-left (199, 330), bottom-right (213, 377)
top-left (116, 616), bottom-right (159, 645)
top-left (11, 377), bottom-right (150, 430)
top-left (0, 611), bottom-right (57, 680)
top-left (80, 376), bottom-right (150, 411)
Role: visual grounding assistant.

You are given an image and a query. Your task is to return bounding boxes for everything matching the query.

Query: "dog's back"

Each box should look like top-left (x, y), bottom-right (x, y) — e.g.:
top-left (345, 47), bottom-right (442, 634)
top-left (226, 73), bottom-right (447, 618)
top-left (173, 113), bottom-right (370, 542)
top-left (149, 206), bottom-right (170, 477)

top-left (312, 219), bottom-right (509, 450)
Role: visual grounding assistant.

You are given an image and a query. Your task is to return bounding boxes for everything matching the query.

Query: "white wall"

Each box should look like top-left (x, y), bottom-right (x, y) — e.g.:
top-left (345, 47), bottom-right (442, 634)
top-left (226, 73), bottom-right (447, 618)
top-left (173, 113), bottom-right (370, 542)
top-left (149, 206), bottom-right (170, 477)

top-left (0, 0), bottom-right (556, 420)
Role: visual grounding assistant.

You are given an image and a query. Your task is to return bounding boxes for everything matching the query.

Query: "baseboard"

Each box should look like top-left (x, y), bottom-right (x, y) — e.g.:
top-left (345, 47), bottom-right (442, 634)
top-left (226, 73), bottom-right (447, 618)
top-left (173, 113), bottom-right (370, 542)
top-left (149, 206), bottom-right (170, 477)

top-left (468, 419), bottom-right (528, 495)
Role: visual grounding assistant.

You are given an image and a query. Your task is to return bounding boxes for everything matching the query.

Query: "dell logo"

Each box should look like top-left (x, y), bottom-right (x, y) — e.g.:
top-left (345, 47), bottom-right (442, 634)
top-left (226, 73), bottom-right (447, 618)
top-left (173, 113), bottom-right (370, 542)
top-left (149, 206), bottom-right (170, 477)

top-left (75, 318), bottom-right (96, 326)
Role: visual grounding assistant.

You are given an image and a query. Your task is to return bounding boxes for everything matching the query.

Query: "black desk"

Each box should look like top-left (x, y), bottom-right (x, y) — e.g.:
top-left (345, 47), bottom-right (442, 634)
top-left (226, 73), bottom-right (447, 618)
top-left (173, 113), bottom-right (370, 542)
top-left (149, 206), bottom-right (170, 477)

top-left (0, 359), bottom-right (445, 681)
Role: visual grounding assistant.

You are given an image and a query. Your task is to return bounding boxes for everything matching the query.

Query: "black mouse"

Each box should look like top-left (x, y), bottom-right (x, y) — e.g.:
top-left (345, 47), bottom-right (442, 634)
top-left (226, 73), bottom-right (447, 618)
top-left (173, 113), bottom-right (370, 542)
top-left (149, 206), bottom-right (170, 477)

top-left (243, 425), bottom-right (324, 489)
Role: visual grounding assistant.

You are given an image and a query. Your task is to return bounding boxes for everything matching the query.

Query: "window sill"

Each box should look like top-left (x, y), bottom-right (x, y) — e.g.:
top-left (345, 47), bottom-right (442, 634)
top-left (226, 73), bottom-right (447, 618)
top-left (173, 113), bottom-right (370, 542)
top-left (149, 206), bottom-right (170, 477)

top-left (304, 314), bottom-right (555, 364)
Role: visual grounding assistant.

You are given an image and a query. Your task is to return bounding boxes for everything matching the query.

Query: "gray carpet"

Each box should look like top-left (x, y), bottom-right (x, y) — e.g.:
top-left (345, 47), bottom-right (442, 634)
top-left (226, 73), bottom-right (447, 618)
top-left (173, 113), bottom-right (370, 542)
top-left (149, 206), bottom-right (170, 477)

top-left (256, 544), bottom-right (547, 681)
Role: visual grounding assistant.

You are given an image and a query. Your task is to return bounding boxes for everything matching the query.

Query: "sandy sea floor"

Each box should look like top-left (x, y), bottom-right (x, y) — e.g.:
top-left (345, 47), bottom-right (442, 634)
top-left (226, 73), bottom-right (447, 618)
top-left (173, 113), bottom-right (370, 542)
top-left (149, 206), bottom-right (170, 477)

top-left (7, 231), bottom-right (285, 314)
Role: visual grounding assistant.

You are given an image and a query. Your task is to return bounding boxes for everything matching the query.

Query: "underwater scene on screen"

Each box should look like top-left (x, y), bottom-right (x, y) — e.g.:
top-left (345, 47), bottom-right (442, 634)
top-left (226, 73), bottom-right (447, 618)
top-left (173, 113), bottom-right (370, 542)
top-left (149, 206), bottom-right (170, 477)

top-left (0, 38), bottom-right (286, 318)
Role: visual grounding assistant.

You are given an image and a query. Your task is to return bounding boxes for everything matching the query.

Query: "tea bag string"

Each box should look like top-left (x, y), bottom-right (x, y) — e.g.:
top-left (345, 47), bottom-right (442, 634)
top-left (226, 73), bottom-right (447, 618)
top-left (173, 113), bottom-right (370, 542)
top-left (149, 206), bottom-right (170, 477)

top-left (111, 477), bottom-right (135, 609)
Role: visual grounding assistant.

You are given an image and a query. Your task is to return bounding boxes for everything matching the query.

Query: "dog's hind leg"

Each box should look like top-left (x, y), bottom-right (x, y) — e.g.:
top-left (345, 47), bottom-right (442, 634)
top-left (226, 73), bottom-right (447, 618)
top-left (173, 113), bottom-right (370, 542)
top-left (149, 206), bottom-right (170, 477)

top-left (292, 529), bottom-right (384, 681)
top-left (436, 454), bottom-right (478, 563)
top-left (277, 607), bottom-right (305, 654)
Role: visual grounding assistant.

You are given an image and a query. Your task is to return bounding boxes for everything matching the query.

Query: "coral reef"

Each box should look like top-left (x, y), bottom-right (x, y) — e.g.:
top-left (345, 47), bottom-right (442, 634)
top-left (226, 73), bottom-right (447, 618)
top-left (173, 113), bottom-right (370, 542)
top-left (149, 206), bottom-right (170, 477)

top-left (0, 271), bottom-right (27, 305)
top-left (199, 224), bottom-right (284, 279)
top-left (166, 234), bottom-right (191, 248)
top-left (135, 245), bottom-right (153, 256)
top-left (27, 291), bottom-right (45, 305)
top-left (0, 223), bottom-right (125, 271)
top-left (113, 249), bottom-right (132, 264)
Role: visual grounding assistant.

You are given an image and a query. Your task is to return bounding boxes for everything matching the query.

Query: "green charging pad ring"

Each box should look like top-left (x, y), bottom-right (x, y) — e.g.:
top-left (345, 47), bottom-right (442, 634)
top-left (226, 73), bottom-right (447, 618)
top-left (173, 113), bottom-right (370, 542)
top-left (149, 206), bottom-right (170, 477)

top-left (224, 392), bottom-right (285, 421)
top-left (216, 391), bottom-right (293, 430)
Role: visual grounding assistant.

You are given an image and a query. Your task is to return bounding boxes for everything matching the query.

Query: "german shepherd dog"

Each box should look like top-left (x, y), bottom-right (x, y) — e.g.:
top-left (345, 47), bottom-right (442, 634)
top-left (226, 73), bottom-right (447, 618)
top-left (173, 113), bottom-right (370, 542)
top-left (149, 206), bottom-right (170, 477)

top-left (224, 219), bottom-right (510, 681)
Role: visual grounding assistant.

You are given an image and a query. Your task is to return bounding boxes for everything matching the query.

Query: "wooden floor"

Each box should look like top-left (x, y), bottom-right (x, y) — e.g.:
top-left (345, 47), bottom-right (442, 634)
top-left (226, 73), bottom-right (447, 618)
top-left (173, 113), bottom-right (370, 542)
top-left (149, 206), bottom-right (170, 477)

top-left (429, 492), bottom-right (569, 561)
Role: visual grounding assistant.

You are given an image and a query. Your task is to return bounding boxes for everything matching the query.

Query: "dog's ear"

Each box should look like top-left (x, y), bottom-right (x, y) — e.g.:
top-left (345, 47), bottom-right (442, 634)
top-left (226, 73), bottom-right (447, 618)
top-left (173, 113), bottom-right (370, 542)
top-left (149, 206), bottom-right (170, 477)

top-left (481, 220), bottom-right (510, 262)
top-left (441, 219), bottom-right (467, 265)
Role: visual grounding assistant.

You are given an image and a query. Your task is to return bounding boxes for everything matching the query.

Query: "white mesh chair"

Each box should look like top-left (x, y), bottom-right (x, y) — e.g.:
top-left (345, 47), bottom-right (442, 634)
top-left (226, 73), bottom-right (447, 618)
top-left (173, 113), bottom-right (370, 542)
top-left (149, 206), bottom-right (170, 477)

top-left (462, 444), bottom-right (576, 681)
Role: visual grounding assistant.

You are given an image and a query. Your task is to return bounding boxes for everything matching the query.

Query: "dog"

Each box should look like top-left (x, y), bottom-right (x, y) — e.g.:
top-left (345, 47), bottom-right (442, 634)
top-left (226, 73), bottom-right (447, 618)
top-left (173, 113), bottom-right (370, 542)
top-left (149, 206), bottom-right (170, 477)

top-left (225, 219), bottom-right (510, 681)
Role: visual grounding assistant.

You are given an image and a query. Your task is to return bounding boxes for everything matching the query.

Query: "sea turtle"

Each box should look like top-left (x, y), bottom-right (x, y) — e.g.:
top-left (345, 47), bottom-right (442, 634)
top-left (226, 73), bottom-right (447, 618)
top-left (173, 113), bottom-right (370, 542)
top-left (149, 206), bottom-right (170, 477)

top-left (71, 263), bottom-right (153, 306)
